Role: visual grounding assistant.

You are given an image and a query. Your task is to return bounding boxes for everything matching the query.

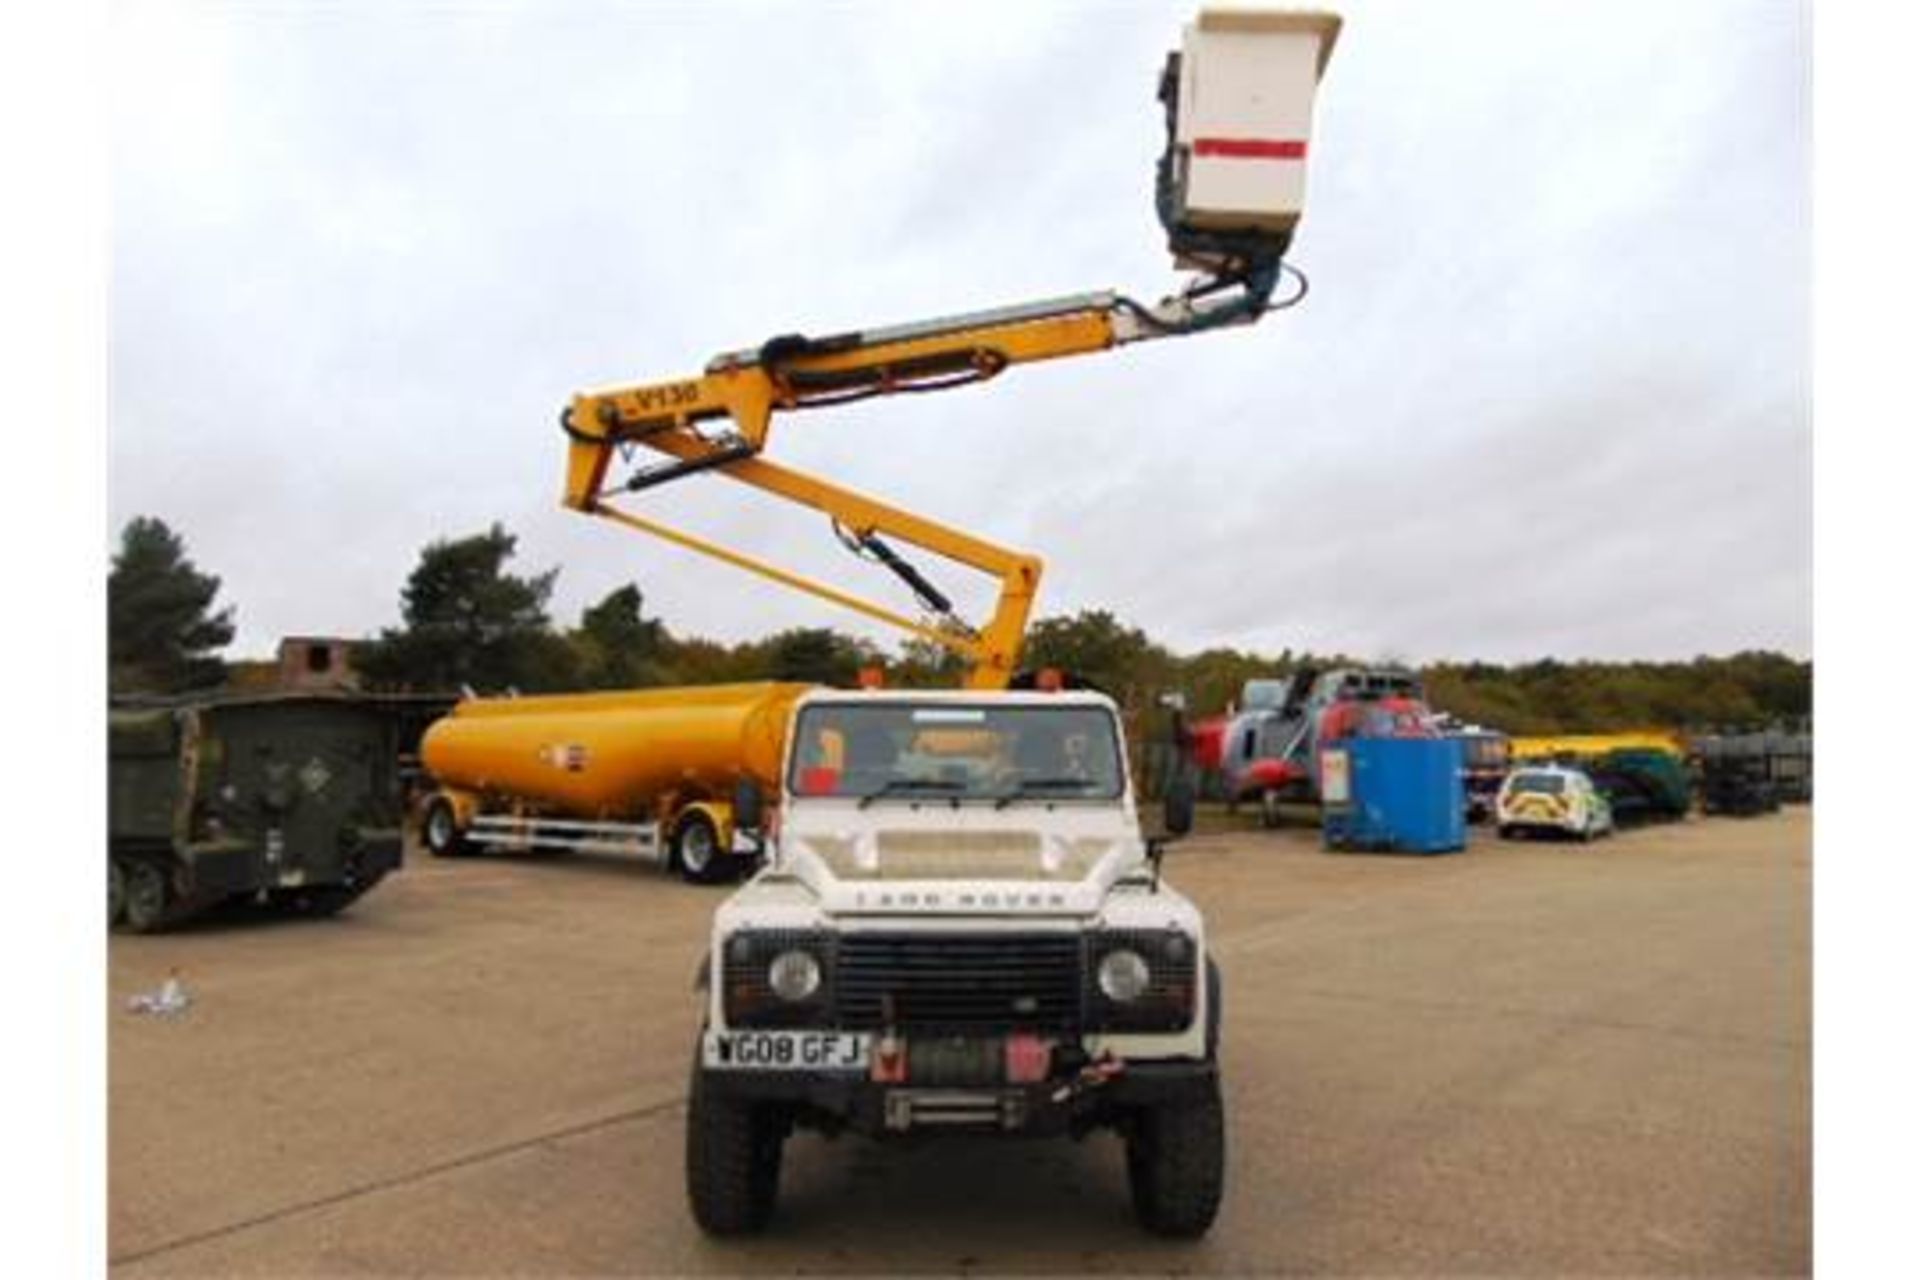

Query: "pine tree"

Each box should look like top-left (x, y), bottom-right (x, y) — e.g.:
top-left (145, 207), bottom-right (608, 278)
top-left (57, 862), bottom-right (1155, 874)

top-left (108, 516), bottom-right (235, 693)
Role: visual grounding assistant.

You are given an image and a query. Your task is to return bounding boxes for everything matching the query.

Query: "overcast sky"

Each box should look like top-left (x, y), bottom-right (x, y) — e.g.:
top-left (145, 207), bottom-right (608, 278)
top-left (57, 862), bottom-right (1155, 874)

top-left (108, 0), bottom-right (1809, 665)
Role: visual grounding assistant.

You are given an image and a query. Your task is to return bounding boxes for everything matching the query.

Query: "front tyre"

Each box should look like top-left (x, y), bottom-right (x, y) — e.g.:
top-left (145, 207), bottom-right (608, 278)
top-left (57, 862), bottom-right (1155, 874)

top-left (1127, 1074), bottom-right (1226, 1238)
top-left (685, 1058), bottom-right (783, 1236)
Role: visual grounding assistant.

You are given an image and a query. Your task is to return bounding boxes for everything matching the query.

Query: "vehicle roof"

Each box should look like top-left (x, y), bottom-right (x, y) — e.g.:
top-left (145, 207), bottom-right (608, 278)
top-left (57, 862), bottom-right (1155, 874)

top-left (1507, 763), bottom-right (1588, 779)
top-left (795, 688), bottom-right (1121, 712)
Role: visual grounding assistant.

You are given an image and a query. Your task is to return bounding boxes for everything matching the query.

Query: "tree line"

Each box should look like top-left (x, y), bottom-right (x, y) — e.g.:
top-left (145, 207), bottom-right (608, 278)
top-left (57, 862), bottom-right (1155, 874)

top-left (108, 517), bottom-right (1811, 733)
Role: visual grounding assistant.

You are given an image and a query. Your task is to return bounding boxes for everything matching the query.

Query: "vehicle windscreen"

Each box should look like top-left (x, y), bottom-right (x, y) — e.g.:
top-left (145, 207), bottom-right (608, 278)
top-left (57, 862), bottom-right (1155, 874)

top-left (1509, 773), bottom-right (1566, 796)
top-left (788, 703), bottom-right (1125, 802)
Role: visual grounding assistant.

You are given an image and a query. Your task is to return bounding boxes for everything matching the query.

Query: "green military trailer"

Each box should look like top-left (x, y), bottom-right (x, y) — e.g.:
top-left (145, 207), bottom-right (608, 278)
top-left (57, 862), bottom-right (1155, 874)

top-left (109, 692), bottom-right (419, 931)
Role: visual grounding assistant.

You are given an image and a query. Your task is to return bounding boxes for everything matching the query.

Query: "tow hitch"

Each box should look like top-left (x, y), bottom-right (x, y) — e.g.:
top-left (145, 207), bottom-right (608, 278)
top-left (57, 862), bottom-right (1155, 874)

top-left (1050, 1054), bottom-right (1126, 1104)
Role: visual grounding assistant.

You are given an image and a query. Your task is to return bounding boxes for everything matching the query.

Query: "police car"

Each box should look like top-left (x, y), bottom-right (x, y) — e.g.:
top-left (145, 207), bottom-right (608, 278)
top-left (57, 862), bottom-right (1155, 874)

top-left (1495, 764), bottom-right (1614, 841)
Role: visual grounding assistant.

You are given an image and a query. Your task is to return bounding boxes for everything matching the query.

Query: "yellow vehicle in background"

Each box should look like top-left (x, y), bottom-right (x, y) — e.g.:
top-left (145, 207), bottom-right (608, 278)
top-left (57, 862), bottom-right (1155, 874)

top-left (418, 682), bottom-right (812, 883)
top-left (1508, 731), bottom-right (1685, 762)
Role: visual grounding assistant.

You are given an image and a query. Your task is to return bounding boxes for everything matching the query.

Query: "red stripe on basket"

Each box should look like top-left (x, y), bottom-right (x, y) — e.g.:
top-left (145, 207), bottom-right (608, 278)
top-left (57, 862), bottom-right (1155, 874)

top-left (1194, 137), bottom-right (1308, 160)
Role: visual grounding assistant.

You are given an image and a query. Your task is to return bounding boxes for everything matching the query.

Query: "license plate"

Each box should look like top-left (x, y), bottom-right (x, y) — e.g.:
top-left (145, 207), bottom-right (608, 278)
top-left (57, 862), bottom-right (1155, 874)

top-left (702, 1029), bottom-right (871, 1072)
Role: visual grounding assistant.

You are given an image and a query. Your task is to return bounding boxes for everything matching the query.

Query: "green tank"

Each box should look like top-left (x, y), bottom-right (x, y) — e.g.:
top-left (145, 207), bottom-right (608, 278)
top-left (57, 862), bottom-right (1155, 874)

top-left (108, 692), bottom-right (411, 932)
top-left (1585, 748), bottom-right (1694, 823)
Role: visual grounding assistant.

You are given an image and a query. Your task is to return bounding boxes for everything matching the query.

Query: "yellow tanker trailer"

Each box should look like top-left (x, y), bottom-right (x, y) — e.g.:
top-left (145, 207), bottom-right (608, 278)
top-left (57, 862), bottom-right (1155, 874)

top-left (419, 682), bottom-right (813, 882)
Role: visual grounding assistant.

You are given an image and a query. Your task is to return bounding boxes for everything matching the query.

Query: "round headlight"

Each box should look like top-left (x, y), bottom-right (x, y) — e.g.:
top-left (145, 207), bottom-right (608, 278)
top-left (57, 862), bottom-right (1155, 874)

top-left (767, 949), bottom-right (822, 1002)
top-left (1098, 949), bottom-right (1152, 1003)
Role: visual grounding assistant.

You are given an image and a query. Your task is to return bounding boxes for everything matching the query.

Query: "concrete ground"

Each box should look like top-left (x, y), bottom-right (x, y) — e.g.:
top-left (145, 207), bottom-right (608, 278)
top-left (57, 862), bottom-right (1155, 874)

top-left (109, 808), bottom-right (1810, 1276)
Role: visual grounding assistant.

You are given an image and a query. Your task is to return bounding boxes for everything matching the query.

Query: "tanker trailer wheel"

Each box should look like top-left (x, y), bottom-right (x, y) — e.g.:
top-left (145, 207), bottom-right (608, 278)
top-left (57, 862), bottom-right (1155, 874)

top-left (423, 798), bottom-right (472, 859)
top-left (672, 813), bottom-right (727, 885)
top-left (109, 858), bottom-right (127, 927)
top-left (123, 858), bottom-right (174, 934)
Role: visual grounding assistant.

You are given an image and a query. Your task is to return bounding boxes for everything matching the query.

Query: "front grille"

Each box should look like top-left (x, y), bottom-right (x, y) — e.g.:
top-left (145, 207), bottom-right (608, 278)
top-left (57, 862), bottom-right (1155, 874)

top-left (834, 932), bottom-right (1084, 1032)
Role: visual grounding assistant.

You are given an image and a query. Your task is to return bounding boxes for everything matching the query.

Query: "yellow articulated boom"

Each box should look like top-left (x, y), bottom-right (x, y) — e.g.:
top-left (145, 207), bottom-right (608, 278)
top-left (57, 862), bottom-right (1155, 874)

top-left (560, 8), bottom-right (1341, 691)
top-left (561, 288), bottom-right (1283, 690)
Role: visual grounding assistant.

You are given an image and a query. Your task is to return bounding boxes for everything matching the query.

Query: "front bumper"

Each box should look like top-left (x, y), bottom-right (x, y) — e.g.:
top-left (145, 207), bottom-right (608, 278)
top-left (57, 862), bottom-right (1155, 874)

top-left (1499, 816), bottom-right (1577, 834)
top-left (699, 1055), bottom-right (1217, 1137)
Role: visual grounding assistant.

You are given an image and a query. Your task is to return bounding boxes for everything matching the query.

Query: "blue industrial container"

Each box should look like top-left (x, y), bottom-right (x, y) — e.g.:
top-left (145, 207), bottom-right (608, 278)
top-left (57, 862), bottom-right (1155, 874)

top-left (1321, 737), bottom-right (1466, 854)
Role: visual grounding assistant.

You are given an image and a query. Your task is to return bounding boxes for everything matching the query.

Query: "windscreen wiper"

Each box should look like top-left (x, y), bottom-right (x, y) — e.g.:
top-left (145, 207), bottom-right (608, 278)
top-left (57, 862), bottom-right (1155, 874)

top-left (857, 777), bottom-right (967, 810)
top-left (993, 776), bottom-right (1098, 810)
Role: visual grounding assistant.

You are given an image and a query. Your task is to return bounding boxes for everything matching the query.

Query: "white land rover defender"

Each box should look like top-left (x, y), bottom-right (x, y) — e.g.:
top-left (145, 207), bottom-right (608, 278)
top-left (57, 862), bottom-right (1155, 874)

top-left (688, 688), bottom-right (1223, 1237)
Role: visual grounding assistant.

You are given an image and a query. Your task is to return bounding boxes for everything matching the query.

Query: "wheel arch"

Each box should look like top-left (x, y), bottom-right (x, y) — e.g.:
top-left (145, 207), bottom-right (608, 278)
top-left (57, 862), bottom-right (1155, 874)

top-left (423, 788), bottom-right (480, 831)
top-left (673, 801), bottom-right (736, 857)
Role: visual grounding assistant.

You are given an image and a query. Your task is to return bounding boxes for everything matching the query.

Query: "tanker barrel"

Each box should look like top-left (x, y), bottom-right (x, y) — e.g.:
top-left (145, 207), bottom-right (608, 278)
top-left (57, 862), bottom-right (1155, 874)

top-left (421, 682), bottom-right (814, 819)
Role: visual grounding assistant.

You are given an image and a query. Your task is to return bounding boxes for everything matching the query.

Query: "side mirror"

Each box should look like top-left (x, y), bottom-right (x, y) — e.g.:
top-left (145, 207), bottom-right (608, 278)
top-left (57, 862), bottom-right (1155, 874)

top-left (1162, 772), bottom-right (1196, 839)
top-left (732, 777), bottom-right (766, 835)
